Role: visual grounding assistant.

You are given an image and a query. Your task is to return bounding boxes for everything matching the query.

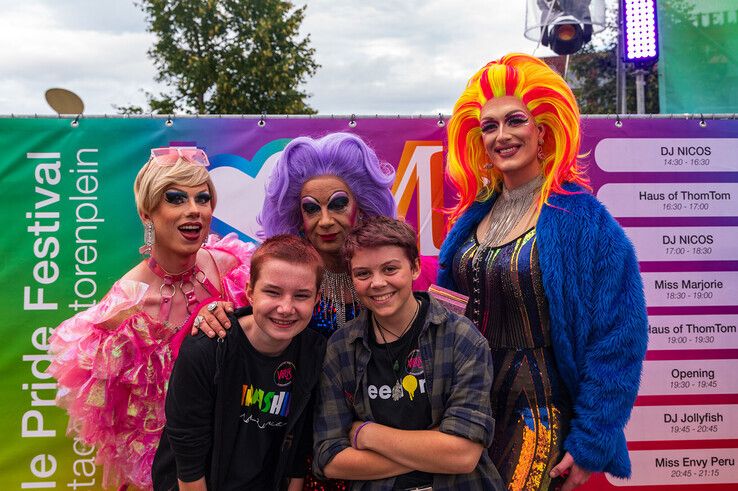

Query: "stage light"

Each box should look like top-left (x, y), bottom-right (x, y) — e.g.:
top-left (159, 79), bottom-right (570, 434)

top-left (542, 14), bottom-right (593, 55)
top-left (622, 0), bottom-right (659, 65)
top-left (525, 1), bottom-right (605, 57)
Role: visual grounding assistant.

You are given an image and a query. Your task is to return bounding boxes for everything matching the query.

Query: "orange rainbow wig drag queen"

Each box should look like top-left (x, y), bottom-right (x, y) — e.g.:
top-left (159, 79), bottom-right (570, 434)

top-left (438, 53), bottom-right (648, 489)
top-left (445, 52), bottom-right (589, 223)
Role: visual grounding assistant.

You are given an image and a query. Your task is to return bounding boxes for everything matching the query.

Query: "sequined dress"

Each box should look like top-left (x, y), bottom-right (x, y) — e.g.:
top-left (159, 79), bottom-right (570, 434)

top-left (47, 234), bottom-right (254, 490)
top-left (452, 228), bottom-right (571, 491)
top-left (309, 298), bottom-right (360, 338)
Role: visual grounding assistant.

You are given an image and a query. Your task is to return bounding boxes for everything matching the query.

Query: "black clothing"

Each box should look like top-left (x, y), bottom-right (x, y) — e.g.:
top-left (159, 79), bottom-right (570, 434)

top-left (366, 296), bottom-right (433, 488)
top-left (152, 306), bottom-right (327, 491)
top-left (224, 331), bottom-right (297, 489)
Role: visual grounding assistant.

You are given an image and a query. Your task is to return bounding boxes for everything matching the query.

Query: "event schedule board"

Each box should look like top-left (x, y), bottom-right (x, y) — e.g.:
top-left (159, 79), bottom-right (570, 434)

top-left (1, 116), bottom-right (737, 489)
top-left (583, 119), bottom-right (738, 490)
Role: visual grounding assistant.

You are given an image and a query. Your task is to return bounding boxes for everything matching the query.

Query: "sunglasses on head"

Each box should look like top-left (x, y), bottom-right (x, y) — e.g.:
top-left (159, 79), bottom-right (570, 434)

top-left (148, 147), bottom-right (210, 167)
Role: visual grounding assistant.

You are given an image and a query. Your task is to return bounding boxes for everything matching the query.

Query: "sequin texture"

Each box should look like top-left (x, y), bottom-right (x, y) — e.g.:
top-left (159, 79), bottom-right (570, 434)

top-left (308, 298), bottom-right (360, 338)
top-left (452, 228), bottom-right (571, 490)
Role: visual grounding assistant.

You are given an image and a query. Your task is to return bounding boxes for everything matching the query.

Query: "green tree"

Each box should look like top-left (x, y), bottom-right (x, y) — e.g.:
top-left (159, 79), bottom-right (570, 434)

top-left (567, 44), bottom-right (659, 114)
top-left (135, 0), bottom-right (319, 114)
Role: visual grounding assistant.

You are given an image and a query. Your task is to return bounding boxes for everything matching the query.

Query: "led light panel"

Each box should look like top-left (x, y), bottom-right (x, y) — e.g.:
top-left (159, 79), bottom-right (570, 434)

top-left (622, 0), bottom-right (659, 65)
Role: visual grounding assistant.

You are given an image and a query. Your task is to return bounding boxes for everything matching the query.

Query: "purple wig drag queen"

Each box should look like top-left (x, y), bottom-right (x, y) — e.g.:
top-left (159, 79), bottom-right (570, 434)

top-left (258, 132), bottom-right (396, 237)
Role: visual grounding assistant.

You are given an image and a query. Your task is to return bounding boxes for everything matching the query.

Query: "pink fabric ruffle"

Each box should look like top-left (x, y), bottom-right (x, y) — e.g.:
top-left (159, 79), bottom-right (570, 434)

top-left (48, 234), bottom-right (254, 489)
top-left (204, 232), bottom-right (254, 308)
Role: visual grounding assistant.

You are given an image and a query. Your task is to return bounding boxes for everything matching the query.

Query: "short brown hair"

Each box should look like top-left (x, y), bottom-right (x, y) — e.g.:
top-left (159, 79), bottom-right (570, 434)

top-left (343, 216), bottom-right (419, 265)
top-left (133, 156), bottom-right (217, 218)
top-left (250, 234), bottom-right (324, 292)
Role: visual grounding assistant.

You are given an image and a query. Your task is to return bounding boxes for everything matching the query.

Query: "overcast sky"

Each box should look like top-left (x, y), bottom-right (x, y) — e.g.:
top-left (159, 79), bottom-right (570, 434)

top-left (0, 0), bottom-right (570, 116)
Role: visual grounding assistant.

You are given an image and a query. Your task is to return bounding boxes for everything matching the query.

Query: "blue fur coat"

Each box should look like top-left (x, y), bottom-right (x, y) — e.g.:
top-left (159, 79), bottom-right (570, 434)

top-left (438, 183), bottom-right (648, 478)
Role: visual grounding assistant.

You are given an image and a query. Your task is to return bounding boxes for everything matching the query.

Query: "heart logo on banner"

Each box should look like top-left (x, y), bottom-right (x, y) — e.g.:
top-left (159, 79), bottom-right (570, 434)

top-left (209, 139), bottom-right (291, 242)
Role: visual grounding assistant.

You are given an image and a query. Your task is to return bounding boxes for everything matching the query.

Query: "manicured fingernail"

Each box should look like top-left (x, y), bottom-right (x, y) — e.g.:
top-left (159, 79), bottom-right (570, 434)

top-left (219, 331), bottom-right (226, 338)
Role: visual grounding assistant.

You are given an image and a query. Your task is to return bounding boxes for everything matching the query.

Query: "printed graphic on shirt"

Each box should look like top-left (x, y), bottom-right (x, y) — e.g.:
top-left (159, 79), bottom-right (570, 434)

top-left (239, 362), bottom-right (295, 429)
top-left (274, 361), bottom-right (296, 387)
top-left (368, 348), bottom-right (427, 402)
top-left (402, 349), bottom-right (424, 400)
top-left (239, 384), bottom-right (291, 428)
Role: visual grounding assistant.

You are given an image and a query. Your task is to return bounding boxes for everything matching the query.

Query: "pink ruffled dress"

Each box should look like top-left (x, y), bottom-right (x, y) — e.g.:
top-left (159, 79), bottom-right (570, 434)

top-left (48, 234), bottom-right (254, 489)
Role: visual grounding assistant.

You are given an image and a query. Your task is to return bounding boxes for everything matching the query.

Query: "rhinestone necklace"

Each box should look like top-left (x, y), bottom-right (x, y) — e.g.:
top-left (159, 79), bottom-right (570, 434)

top-left (319, 268), bottom-right (360, 330)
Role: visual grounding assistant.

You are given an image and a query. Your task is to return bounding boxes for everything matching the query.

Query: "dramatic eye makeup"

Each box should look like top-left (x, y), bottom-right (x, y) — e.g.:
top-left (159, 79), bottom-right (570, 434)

top-left (505, 112), bottom-right (530, 127)
top-left (301, 196), bottom-right (321, 215)
top-left (480, 120), bottom-right (499, 133)
top-left (194, 191), bottom-right (212, 204)
top-left (164, 190), bottom-right (188, 204)
top-left (480, 112), bottom-right (530, 133)
top-left (327, 192), bottom-right (350, 212)
top-left (163, 189), bottom-right (212, 205)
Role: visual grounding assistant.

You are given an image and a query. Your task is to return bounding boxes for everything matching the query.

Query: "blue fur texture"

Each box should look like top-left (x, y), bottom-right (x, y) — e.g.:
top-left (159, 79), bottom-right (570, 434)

top-left (438, 184), bottom-right (648, 478)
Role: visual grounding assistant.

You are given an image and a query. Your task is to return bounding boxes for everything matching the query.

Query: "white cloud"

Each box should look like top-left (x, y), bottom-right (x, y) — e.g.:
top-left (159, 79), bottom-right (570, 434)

top-left (301, 0), bottom-right (554, 114)
top-left (0, 0), bottom-right (559, 115)
top-left (0, 0), bottom-right (159, 113)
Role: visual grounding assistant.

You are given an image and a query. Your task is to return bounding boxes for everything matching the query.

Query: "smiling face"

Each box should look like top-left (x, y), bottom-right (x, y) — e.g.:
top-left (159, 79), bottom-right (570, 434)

top-left (245, 258), bottom-right (319, 355)
top-left (480, 95), bottom-right (545, 189)
top-left (300, 175), bottom-right (358, 265)
top-left (144, 183), bottom-right (213, 260)
top-left (350, 245), bottom-right (420, 328)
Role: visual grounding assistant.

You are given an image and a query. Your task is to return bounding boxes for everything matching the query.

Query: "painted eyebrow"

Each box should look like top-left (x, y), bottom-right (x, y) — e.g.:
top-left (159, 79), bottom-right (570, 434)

top-left (166, 186), bottom-right (209, 193)
top-left (481, 110), bottom-right (528, 121)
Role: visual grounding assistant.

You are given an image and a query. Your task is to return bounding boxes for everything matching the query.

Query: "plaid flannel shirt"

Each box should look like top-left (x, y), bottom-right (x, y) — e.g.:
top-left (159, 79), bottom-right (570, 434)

top-left (313, 293), bottom-right (504, 490)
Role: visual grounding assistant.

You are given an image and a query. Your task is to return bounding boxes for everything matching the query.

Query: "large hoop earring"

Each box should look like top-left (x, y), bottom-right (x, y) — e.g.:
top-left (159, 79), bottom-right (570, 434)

top-left (140, 221), bottom-right (154, 255)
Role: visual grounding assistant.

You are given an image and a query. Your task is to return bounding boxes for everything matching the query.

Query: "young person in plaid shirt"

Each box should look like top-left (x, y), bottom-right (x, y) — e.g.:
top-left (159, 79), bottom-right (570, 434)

top-left (313, 216), bottom-right (504, 490)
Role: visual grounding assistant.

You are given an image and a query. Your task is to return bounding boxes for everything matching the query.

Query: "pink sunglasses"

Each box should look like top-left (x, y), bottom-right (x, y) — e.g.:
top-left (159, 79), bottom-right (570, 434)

top-left (149, 146), bottom-right (210, 167)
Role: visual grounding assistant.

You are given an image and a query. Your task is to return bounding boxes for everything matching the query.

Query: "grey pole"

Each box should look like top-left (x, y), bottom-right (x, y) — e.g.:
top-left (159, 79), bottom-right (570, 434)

top-left (634, 69), bottom-right (646, 114)
top-left (616, 0), bottom-right (627, 114)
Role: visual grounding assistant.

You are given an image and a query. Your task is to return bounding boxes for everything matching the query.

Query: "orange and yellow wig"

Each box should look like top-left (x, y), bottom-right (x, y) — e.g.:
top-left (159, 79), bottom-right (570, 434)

top-left (446, 53), bottom-right (590, 223)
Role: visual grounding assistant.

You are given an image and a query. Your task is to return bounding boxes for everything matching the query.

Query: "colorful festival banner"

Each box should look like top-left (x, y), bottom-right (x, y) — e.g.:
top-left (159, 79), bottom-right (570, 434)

top-left (2, 116), bottom-right (737, 489)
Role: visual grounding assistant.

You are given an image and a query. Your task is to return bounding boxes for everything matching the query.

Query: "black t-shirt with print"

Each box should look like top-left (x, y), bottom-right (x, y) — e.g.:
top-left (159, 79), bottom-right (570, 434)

top-left (223, 327), bottom-right (299, 490)
top-left (367, 294), bottom-right (433, 488)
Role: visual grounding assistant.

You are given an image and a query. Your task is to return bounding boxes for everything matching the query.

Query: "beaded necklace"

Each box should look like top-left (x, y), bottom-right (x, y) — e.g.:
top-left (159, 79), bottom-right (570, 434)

top-left (319, 269), bottom-right (361, 330)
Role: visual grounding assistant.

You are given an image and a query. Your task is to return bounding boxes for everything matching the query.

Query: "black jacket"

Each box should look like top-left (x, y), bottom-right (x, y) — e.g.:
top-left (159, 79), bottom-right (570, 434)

top-left (152, 306), bottom-right (327, 490)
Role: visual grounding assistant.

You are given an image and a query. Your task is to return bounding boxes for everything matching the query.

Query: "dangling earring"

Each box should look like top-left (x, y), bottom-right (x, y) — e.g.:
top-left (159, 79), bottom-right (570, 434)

top-left (140, 221), bottom-right (154, 255)
top-left (537, 139), bottom-right (545, 161)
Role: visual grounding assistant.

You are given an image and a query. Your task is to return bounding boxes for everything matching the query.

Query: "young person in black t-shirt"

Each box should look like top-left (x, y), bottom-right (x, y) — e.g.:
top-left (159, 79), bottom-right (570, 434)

top-left (153, 235), bottom-right (327, 491)
top-left (313, 216), bottom-right (504, 490)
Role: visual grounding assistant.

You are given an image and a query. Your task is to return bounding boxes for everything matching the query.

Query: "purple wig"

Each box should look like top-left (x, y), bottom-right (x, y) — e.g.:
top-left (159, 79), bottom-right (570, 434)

top-left (258, 132), bottom-right (396, 237)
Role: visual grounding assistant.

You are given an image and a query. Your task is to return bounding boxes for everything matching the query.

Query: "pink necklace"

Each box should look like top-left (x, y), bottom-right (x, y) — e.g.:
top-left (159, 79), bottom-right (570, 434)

top-left (147, 257), bottom-right (220, 321)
